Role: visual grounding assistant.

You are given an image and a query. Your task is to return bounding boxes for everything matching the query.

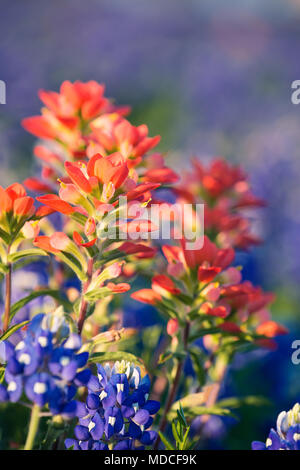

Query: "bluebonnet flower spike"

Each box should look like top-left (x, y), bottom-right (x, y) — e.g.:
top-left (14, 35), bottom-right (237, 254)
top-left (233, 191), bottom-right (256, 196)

top-left (252, 403), bottom-right (300, 450)
top-left (65, 360), bottom-right (160, 450)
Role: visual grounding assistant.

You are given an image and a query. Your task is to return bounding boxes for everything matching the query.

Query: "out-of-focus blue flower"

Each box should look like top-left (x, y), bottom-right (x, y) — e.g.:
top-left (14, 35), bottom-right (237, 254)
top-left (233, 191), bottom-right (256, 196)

top-left (252, 402), bottom-right (300, 450)
top-left (65, 360), bottom-right (160, 450)
top-left (0, 309), bottom-right (91, 417)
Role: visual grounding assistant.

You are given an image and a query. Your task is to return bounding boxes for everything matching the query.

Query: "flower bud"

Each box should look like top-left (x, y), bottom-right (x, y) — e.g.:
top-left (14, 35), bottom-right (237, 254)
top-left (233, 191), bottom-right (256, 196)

top-left (167, 318), bottom-right (179, 336)
top-left (84, 217), bottom-right (96, 237)
top-left (22, 221), bottom-right (40, 239)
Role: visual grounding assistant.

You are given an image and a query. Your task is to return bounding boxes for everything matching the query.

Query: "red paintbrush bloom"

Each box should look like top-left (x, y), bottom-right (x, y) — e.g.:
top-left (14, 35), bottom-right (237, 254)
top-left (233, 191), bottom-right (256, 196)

top-left (126, 182), bottom-right (160, 201)
top-left (106, 282), bottom-right (131, 293)
top-left (22, 116), bottom-right (57, 140)
top-left (143, 167), bottom-right (179, 184)
top-left (152, 275), bottom-right (181, 295)
top-left (22, 81), bottom-right (128, 163)
top-left (167, 318), bottom-right (179, 336)
top-left (24, 177), bottom-right (54, 193)
top-left (163, 236), bottom-right (235, 284)
top-left (219, 322), bottom-right (242, 334)
top-left (36, 194), bottom-right (74, 215)
top-left (0, 183), bottom-right (37, 236)
top-left (90, 116), bottom-right (160, 162)
top-left (201, 303), bottom-right (229, 318)
top-left (118, 242), bottom-right (157, 258)
top-left (38, 152), bottom-right (161, 239)
top-left (197, 266), bottom-right (222, 283)
top-left (87, 152), bottom-right (129, 189)
top-left (33, 235), bottom-right (59, 254)
top-left (175, 157), bottom-right (265, 250)
top-left (131, 289), bottom-right (162, 305)
top-left (73, 231), bottom-right (97, 248)
top-left (13, 196), bottom-right (35, 218)
top-left (65, 162), bottom-right (93, 193)
top-left (256, 321), bottom-right (289, 338)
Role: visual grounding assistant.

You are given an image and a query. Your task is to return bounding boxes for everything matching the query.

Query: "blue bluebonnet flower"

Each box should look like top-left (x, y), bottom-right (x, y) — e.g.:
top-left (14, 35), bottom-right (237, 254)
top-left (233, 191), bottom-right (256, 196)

top-left (65, 360), bottom-right (160, 450)
top-left (252, 403), bottom-right (300, 450)
top-left (0, 309), bottom-right (91, 417)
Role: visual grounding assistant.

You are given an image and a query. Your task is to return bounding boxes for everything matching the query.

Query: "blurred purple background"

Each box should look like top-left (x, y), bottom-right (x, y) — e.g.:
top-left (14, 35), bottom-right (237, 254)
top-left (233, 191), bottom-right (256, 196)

top-left (1, 0), bottom-right (300, 448)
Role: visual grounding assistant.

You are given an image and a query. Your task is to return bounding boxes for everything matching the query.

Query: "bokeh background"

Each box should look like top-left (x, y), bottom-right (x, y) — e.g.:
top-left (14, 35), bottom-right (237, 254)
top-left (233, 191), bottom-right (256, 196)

top-left (1, 0), bottom-right (300, 449)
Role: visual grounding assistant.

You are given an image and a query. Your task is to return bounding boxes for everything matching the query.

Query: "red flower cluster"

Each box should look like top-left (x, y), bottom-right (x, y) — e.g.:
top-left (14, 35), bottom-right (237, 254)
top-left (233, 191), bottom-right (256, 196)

top-left (0, 81), bottom-right (290, 454)
top-left (19, 80), bottom-right (287, 347)
top-left (20, 81), bottom-right (176, 313)
top-left (22, 81), bottom-right (175, 196)
top-left (132, 235), bottom-right (287, 348)
top-left (0, 183), bottom-right (49, 242)
top-left (175, 158), bottom-right (265, 249)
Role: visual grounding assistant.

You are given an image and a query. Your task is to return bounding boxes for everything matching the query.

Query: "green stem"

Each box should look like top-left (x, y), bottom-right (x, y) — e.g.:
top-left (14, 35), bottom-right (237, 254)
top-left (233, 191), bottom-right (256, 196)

top-left (154, 321), bottom-right (190, 449)
top-left (77, 258), bottom-right (94, 335)
top-left (3, 263), bottom-right (11, 332)
top-left (24, 404), bottom-right (40, 450)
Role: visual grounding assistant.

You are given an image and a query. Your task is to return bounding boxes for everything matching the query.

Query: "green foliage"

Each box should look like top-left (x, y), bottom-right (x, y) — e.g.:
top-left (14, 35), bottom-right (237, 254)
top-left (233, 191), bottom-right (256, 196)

top-left (0, 320), bottom-right (29, 341)
top-left (8, 248), bottom-right (48, 263)
top-left (159, 404), bottom-right (195, 450)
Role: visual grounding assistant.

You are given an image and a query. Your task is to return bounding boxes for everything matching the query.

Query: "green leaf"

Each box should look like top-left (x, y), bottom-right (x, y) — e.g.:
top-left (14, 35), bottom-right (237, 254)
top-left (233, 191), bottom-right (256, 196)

top-left (57, 252), bottom-right (87, 282)
top-left (189, 406), bottom-right (236, 418)
top-left (217, 395), bottom-right (271, 410)
top-left (71, 212), bottom-right (88, 226)
top-left (171, 392), bottom-right (206, 411)
top-left (0, 262), bottom-right (8, 274)
top-left (172, 420), bottom-right (182, 444)
top-left (0, 320), bottom-right (29, 341)
top-left (8, 248), bottom-right (48, 263)
top-left (0, 227), bottom-right (10, 244)
top-left (40, 417), bottom-right (67, 450)
top-left (188, 327), bottom-right (220, 342)
top-left (158, 351), bottom-right (173, 365)
top-left (159, 432), bottom-right (175, 450)
top-left (89, 351), bottom-right (144, 367)
top-left (177, 402), bottom-right (188, 428)
top-left (176, 293), bottom-right (194, 306)
top-left (189, 348), bottom-right (206, 386)
top-left (168, 404), bottom-right (236, 421)
top-left (9, 289), bottom-right (73, 321)
top-left (180, 426), bottom-right (191, 450)
top-left (0, 367), bottom-right (5, 384)
top-left (84, 287), bottom-right (114, 302)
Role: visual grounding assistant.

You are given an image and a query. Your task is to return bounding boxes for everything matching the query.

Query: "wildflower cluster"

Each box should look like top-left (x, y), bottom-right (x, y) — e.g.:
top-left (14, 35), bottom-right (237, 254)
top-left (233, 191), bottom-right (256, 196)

top-left (65, 361), bottom-right (160, 450)
top-left (18, 81), bottom-right (178, 338)
top-left (22, 81), bottom-right (173, 194)
top-left (252, 403), bottom-right (300, 450)
top-left (0, 80), bottom-right (290, 451)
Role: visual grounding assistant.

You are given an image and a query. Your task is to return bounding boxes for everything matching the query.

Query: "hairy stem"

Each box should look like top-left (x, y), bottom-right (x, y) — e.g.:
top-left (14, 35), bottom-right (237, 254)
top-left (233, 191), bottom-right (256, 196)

top-left (3, 263), bottom-right (12, 332)
top-left (24, 404), bottom-right (40, 450)
top-left (77, 258), bottom-right (94, 335)
top-left (154, 321), bottom-right (190, 449)
top-left (201, 360), bottom-right (227, 424)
